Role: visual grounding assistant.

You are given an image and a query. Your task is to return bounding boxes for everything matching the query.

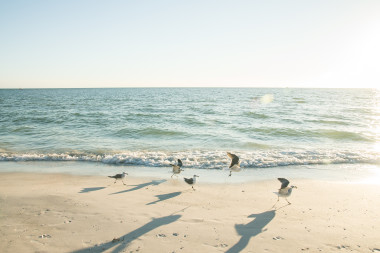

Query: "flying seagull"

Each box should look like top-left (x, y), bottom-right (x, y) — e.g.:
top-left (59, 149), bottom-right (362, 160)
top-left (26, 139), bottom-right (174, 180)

top-left (170, 159), bottom-right (183, 178)
top-left (184, 175), bottom-right (199, 190)
top-left (227, 152), bottom-right (241, 176)
top-left (272, 178), bottom-right (297, 207)
top-left (108, 172), bottom-right (128, 185)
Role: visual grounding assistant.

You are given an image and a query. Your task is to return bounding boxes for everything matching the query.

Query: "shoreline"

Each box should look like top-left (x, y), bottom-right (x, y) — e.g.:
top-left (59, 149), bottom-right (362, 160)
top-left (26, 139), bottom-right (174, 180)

top-left (1, 172), bottom-right (380, 252)
top-left (0, 161), bottom-right (379, 184)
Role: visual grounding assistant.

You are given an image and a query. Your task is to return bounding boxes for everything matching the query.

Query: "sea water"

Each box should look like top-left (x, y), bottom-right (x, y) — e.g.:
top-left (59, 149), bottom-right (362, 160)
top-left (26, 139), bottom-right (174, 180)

top-left (0, 88), bottom-right (379, 182)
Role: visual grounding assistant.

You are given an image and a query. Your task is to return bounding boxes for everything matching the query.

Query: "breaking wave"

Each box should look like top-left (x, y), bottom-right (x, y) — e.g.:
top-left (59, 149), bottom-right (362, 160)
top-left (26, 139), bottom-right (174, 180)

top-left (1, 149), bottom-right (378, 170)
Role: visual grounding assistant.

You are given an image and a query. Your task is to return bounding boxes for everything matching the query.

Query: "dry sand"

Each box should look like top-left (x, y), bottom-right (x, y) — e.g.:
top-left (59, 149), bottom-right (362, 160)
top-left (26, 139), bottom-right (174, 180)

top-left (1, 172), bottom-right (380, 253)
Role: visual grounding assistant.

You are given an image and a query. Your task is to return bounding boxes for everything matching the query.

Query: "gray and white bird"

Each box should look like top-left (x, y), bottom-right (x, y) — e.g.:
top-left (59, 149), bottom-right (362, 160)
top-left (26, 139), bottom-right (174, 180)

top-left (184, 175), bottom-right (199, 190)
top-left (170, 159), bottom-right (183, 178)
top-left (108, 172), bottom-right (128, 185)
top-left (273, 178), bottom-right (297, 206)
top-left (227, 152), bottom-right (241, 176)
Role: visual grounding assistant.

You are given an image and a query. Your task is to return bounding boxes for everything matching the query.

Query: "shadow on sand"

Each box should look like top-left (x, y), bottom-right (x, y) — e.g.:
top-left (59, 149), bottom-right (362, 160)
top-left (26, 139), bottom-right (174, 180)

top-left (110, 179), bottom-right (166, 195)
top-left (146, 191), bottom-right (182, 205)
top-left (79, 187), bottom-right (107, 193)
top-left (226, 210), bottom-right (276, 253)
top-left (70, 214), bottom-right (181, 253)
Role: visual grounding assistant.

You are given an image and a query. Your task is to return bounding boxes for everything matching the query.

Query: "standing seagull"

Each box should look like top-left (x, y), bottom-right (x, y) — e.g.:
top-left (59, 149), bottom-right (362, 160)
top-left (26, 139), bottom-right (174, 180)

top-left (108, 172), bottom-right (128, 185)
top-left (170, 159), bottom-right (183, 178)
top-left (273, 178), bottom-right (297, 207)
top-left (227, 152), bottom-right (241, 176)
top-left (184, 175), bottom-right (199, 190)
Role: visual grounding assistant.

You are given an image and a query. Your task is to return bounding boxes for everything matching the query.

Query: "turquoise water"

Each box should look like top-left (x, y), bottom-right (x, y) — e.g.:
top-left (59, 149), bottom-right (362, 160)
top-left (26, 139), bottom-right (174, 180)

top-left (0, 88), bottom-right (379, 175)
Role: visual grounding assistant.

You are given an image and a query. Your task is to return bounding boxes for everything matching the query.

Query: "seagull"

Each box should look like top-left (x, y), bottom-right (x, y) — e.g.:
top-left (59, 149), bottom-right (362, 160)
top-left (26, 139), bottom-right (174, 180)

top-left (170, 159), bottom-right (183, 178)
top-left (184, 175), bottom-right (199, 190)
top-left (227, 152), bottom-right (241, 176)
top-left (272, 178), bottom-right (297, 207)
top-left (108, 172), bottom-right (128, 185)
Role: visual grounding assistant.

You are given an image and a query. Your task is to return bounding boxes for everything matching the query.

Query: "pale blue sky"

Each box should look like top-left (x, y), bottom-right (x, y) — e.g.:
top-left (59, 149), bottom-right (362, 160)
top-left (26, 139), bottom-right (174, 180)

top-left (0, 0), bottom-right (379, 88)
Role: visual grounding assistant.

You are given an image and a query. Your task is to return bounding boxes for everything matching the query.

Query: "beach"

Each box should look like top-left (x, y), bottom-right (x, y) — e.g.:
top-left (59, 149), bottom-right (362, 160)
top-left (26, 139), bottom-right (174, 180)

top-left (1, 88), bottom-right (379, 252)
top-left (1, 172), bottom-right (379, 253)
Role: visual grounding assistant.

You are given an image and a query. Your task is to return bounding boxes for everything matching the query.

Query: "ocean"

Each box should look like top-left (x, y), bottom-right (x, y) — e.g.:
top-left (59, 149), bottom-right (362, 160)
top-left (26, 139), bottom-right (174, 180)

top-left (0, 88), bottom-right (379, 182)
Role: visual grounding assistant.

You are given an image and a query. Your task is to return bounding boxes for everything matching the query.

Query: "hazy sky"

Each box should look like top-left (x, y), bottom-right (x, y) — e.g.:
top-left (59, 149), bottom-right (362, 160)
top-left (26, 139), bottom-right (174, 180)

top-left (0, 0), bottom-right (379, 88)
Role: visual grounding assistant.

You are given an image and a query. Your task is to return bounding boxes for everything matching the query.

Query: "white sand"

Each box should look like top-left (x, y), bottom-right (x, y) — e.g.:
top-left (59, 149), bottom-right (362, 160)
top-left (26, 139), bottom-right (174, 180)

top-left (1, 172), bottom-right (380, 253)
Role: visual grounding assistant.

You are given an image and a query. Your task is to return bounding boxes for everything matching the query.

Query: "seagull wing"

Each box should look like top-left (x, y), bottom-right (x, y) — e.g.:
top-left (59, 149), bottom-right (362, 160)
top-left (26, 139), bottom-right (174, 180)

top-left (278, 178), bottom-right (290, 189)
top-left (109, 173), bottom-right (122, 179)
top-left (184, 177), bottom-right (193, 184)
top-left (227, 152), bottom-right (239, 168)
top-left (177, 159), bottom-right (183, 168)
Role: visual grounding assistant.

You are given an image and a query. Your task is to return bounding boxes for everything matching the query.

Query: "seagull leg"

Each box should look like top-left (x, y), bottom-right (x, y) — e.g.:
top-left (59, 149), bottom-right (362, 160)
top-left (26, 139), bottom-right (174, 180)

top-left (114, 180), bottom-right (117, 184)
top-left (171, 174), bottom-right (174, 178)
top-left (229, 171), bottom-right (232, 177)
top-left (272, 197), bottom-right (279, 208)
top-left (286, 198), bottom-right (291, 205)
top-left (122, 179), bottom-right (126, 185)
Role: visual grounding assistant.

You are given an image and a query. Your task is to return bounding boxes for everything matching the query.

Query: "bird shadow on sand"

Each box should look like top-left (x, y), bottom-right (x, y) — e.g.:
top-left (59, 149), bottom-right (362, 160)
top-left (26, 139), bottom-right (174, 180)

top-left (110, 179), bottom-right (166, 195)
top-left (225, 210), bottom-right (276, 253)
top-left (146, 191), bottom-right (182, 205)
top-left (70, 214), bottom-right (181, 253)
top-left (79, 187), bottom-right (107, 193)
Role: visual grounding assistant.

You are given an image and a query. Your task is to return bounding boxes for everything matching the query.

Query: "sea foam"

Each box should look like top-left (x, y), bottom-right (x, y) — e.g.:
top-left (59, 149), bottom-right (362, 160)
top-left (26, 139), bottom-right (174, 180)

top-left (1, 150), bottom-right (378, 169)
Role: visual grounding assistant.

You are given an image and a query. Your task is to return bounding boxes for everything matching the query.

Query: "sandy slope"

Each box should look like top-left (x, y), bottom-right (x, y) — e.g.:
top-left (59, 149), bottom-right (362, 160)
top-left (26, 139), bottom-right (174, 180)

top-left (1, 172), bottom-right (380, 253)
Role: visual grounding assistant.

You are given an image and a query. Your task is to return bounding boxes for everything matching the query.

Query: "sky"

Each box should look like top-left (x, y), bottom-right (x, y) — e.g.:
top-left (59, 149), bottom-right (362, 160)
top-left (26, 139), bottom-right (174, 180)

top-left (0, 0), bottom-right (379, 89)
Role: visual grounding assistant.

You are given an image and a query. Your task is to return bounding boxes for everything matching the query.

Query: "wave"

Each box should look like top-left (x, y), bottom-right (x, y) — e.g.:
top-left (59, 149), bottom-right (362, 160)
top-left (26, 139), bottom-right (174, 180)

top-left (307, 119), bottom-right (351, 126)
top-left (236, 127), bottom-right (374, 142)
top-left (319, 130), bottom-right (371, 141)
top-left (1, 150), bottom-right (378, 169)
top-left (115, 127), bottom-right (188, 137)
top-left (292, 98), bottom-right (306, 103)
top-left (244, 112), bottom-right (270, 119)
top-left (11, 126), bottom-right (36, 134)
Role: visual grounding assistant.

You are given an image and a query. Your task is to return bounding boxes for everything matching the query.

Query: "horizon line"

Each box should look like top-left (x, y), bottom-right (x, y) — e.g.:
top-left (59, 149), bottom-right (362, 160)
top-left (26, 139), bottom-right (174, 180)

top-left (0, 86), bottom-right (378, 90)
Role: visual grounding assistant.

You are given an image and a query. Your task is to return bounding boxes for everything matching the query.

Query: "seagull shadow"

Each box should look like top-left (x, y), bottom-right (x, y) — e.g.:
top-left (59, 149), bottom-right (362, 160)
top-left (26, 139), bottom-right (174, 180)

top-left (110, 179), bottom-right (166, 195)
top-left (226, 210), bottom-right (276, 253)
top-left (79, 187), bottom-right (106, 193)
top-left (70, 214), bottom-right (181, 253)
top-left (146, 191), bottom-right (182, 205)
